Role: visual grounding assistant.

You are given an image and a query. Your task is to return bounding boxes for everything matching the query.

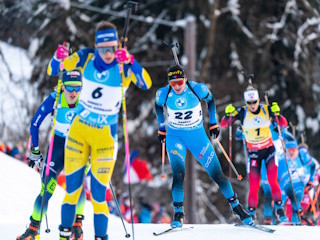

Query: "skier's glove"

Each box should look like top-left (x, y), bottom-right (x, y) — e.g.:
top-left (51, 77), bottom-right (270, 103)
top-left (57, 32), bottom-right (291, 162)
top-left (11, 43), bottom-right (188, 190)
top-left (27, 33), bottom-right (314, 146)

top-left (55, 44), bottom-right (69, 60)
top-left (115, 48), bottom-right (134, 65)
top-left (209, 124), bottom-right (220, 139)
top-left (28, 148), bottom-right (44, 168)
top-left (225, 104), bottom-right (236, 117)
top-left (271, 102), bottom-right (280, 116)
top-left (157, 130), bottom-right (166, 143)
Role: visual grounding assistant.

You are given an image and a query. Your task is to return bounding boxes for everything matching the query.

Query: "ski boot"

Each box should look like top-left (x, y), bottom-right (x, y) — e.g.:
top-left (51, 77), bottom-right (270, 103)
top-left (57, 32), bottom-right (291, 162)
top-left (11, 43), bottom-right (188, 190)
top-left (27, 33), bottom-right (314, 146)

top-left (59, 226), bottom-right (72, 240)
top-left (170, 202), bottom-right (185, 228)
top-left (275, 201), bottom-right (288, 223)
top-left (71, 215), bottom-right (84, 240)
top-left (247, 207), bottom-right (256, 220)
top-left (228, 195), bottom-right (254, 225)
top-left (16, 217), bottom-right (40, 240)
top-left (95, 236), bottom-right (108, 240)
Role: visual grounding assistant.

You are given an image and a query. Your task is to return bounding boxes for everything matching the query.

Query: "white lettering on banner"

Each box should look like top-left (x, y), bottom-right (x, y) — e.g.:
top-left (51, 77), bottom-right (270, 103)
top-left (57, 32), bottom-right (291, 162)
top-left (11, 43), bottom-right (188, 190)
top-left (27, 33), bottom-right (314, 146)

top-left (205, 151), bottom-right (215, 168)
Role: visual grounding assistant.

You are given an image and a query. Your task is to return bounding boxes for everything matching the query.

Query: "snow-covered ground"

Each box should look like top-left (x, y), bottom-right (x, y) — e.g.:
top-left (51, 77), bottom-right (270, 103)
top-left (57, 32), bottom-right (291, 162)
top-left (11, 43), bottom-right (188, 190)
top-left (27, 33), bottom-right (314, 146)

top-left (1, 151), bottom-right (320, 240)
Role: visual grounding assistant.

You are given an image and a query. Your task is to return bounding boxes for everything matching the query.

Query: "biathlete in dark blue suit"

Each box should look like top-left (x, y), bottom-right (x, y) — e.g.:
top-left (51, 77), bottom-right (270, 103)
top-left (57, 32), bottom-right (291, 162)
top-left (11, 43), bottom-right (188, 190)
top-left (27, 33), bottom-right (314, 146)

top-left (17, 70), bottom-right (86, 240)
top-left (155, 64), bottom-right (253, 228)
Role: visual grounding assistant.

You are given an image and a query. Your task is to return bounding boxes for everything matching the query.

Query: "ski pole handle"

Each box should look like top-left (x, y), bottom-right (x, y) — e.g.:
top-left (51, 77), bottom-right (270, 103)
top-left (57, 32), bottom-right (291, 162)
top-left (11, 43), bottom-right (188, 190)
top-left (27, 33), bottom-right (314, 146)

top-left (161, 141), bottom-right (166, 179)
top-left (215, 138), bottom-right (243, 181)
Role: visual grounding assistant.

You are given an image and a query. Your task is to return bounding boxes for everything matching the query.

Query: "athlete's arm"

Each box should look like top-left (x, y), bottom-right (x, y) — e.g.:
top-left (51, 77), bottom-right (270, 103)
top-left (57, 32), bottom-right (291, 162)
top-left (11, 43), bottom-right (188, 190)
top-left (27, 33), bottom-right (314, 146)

top-left (47, 48), bottom-right (94, 76)
top-left (124, 60), bottom-right (152, 90)
top-left (193, 83), bottom-right (218, 125)
top-left (155, 87), bottom-right (168, 131)
top-left (268, 105), bottom-right (288, 127)
top-left (220, 107), bottom-right (243, 128)
top-left (30, 93), bottom-right (56, 148)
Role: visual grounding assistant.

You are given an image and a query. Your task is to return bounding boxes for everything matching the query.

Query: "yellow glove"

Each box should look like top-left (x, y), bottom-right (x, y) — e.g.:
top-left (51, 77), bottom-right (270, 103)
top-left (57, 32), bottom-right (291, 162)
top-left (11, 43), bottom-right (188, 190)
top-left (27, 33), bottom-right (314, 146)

top-left (225, 104), bottom-right (236, 117)
top-left (271, 102), bottom-right (280, 116)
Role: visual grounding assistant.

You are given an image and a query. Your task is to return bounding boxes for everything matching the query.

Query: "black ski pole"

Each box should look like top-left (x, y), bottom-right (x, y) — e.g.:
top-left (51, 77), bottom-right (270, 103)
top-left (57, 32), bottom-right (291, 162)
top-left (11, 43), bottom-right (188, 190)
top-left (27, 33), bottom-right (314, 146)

top-left (120, 2), bottom-right (139, 240)
top-left (109, 181), bottom-right (130, 238)
top-left (163, 41), bottom-right (180, 65)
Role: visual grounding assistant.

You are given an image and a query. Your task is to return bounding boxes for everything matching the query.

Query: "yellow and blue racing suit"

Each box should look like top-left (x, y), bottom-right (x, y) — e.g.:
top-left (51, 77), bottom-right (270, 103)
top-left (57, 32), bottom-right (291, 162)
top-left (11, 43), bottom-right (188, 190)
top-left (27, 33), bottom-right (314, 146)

top-left (47, 48), bottom-right (151, 237)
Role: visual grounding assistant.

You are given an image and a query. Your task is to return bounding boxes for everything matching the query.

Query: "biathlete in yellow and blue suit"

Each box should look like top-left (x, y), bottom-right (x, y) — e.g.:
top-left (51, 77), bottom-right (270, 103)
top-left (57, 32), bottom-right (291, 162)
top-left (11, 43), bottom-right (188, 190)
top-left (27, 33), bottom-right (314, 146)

top-left (47, 21), bottom-right (152, 240)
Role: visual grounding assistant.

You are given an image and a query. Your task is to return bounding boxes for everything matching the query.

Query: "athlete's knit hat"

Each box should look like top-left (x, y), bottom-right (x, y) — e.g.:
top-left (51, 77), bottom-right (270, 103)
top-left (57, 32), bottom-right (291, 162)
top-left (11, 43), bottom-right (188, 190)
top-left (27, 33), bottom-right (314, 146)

top-left (167, 64), bottom-right (185, 81)
top-left (244, 85), bottom-right (259, 102)
top-left (286, 140), bottom-right (298, 149)
top-left (62, 70), bottom-right (82, 86)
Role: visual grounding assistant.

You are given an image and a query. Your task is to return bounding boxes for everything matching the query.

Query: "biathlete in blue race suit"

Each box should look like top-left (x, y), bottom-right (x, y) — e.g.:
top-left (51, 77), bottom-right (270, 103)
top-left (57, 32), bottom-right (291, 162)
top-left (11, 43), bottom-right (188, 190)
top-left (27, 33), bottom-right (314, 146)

top-left (17, 70), bottom-right (86, 240)
top-left (262, 140), bottom-right (316, 224)
top-left (155, 64), bottom-right (253, 228)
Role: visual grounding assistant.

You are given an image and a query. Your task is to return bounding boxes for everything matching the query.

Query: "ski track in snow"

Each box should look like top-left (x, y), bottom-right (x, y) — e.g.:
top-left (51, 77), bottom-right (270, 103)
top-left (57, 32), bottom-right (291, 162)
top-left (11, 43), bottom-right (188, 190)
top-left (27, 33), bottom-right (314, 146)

top-left (1, 152), bottom-right (320, 240)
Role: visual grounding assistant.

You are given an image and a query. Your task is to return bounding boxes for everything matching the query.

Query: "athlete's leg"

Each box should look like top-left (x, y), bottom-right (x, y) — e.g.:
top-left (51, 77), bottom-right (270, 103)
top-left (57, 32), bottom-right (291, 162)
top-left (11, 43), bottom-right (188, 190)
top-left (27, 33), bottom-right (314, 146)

top-left (89, 123), bottom-right (117, 238)
top-left (247, 149), bottom-right (262, 210)
top-left (166, 130), bottom-right (187, 227)
top-left (261, 160), bottom-right (273, 223)
top-left (187, 128), bottom-right (234, 199)
top-left (265, 147), bottom-right (282, 203)
top-left (32, 135), bottom-right (65, 222)
top-left (186, 128), bottom-right (252, 224)
top-left (17, 136), bottom-right (65, 240)
top-left (61, 116), bottom-right (89, 230)
top-left (166, 132), bottom-right (187, 203)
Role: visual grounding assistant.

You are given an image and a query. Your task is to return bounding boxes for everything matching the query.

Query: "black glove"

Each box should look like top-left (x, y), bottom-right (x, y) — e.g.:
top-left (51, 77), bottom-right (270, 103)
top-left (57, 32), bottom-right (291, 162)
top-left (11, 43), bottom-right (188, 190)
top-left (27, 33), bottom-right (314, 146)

top-left (28, 148), bottom-right (44, 168)
top-left (209, 124), bottom-right (220, 139)
top-left (157, 130), bottom-right (166, 143)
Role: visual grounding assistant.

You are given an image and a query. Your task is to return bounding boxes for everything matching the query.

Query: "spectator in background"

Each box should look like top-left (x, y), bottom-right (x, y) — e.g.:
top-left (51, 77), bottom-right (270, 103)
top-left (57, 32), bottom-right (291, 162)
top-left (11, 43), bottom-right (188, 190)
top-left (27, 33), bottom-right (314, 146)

top-left (0, 142), bottom-right (5, 152)
top-left (11, 141), bottom-right (23, 160)
top-left (123, 194), bottom-right (139, 223)
top-left (137, 197), bottom-right (153, 223)
top-left (152, 203), bottom-right (171, 224)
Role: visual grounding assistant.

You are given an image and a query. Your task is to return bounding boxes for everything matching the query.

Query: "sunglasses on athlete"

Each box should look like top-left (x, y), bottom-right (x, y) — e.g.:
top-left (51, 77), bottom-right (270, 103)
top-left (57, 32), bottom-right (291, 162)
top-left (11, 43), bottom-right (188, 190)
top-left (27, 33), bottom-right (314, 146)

top-left (169, 79), bottom-right (185, 87)
top-left (246, 100), bottom-right (258, 105)
top-left (64, 85), bottom-right (82, 93)
top-left (96, 46), bottom-right (118, 54)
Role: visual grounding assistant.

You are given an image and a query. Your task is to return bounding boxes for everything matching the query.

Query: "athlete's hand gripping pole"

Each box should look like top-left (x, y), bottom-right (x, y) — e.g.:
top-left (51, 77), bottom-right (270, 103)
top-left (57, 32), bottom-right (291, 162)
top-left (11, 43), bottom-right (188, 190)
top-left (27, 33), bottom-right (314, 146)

top-left (214, 138), bottom-right (243, 181)
top-left (119, 2), bottom-right (138, 240)
top-left (264, 91), bottom-right (301, 223)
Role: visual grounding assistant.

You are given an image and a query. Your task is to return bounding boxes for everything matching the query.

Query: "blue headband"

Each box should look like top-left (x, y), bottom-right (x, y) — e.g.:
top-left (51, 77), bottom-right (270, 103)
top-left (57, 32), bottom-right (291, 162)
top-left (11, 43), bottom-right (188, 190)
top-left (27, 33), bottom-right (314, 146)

top-left (286, 140), bottom-right (298, 149)
top-left (95, 29), bottom-right (118, 44)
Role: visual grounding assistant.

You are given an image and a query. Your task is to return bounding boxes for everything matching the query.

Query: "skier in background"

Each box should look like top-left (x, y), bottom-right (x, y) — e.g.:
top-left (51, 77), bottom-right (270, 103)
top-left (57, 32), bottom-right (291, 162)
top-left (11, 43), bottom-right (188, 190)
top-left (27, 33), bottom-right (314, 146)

top-left (48, 21), bottom-right (152, 240)
top-left (17, 70), bottom-right (86, 240)
top-left (221, 85), bottom-right (288, 223)
top-left (236, 119), bottom-right (295, 224)
top-left (155, 64), bottom-right (253, 228)
top-left (277, 140), bottom-right (315, 224)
